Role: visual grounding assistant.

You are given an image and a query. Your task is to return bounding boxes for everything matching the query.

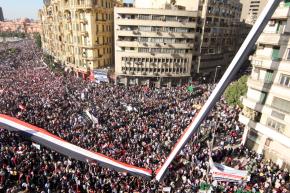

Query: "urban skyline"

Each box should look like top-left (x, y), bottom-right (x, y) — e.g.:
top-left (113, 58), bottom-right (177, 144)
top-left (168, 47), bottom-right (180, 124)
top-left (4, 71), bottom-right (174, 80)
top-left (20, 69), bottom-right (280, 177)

top-left (0, 0), bottom-right (133, 20)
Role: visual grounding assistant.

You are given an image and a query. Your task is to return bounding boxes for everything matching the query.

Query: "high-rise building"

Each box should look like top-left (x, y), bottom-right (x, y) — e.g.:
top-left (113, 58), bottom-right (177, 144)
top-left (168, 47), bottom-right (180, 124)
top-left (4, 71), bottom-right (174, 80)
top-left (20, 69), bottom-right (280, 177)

top-left (239, 1), bottom-right (290, 168)
top-left (240, 0), bottom-right (268, 25)
top-left (39, 0), bottom-right (118, 79)
top-left (197, 0), bottom-right (247, 77)
top-left (114, 0), bottom-right (200, 86)
top-left (0, 7), bottom-right (4, 21)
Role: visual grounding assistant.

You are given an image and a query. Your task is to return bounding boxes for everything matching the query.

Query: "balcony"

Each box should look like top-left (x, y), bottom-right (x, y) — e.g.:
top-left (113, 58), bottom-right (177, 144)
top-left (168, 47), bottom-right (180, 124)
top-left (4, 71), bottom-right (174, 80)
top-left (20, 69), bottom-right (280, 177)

top-left (80, 31), bottom-right (89, 36)
top-left (242, 97), bottom-right (264, 113)
top-left (250, 55), bottom-right (279, 70)
top-left (272, 5), bottom-right (290, 19)
top-left (75, 0), bottom-right (94, 9)
top-left (239, 114), bottom-right (290, 149)
top-left (116, 30), bottom-right (195, 39)
top-left (247, 78), bottom-right (272, 92)
top-left (258, 33), bottom-right (289, 45)
top-left (79, 18), bottom-right (88, 24)
top-left (116, 19), bottom-right (197, 28)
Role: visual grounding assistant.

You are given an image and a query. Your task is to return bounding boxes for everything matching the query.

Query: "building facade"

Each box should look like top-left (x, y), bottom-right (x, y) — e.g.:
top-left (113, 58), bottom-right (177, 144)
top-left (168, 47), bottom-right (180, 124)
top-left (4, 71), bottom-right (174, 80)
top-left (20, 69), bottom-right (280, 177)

top-left (0, 18), bottom-right (41, 34)
top-left (197, 0), bottom-right (247, 77)
top-left (114, 0), bottom-right (249, 86)
top-left (239, 1), bottom-right (290, 169)
top-left (240, 0), bottom-right (268, 25)
top-left (39, 0), bottom-right (116, 79)
top-left (114, 0), bottom-right (200, 86)
top-left (0, 7), bottom-right (4, 21)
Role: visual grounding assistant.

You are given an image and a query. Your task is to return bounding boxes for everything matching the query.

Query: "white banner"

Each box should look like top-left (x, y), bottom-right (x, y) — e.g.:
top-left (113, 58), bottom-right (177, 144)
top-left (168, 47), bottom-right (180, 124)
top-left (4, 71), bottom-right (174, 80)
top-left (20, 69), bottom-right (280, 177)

top-left (209, 158), bottom-right (249, 183)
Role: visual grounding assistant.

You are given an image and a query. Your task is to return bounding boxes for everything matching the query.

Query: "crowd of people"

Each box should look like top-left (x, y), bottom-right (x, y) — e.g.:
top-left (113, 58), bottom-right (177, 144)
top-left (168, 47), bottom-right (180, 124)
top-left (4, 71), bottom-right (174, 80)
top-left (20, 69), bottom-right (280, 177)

top-left (0, 40), bottom-right (289, 192)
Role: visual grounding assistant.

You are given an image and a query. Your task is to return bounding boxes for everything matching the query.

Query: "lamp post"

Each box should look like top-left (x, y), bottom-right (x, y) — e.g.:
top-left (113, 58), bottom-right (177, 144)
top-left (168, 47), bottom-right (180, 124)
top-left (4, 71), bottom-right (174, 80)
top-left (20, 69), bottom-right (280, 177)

top-left (213, 65), bottom-right (221, 84)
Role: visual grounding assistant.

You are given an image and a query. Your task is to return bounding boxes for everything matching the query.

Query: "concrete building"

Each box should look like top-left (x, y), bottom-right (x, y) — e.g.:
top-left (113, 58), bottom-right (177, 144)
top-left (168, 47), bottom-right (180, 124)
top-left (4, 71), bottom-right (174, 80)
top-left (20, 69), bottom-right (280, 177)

top-left (114, 0), bottom-right (200, 86)
top-left (0, 7), bottom-right (4, 21)
top-left (114, 0), bottom-right (249, 86)
top-left (240, 0), bottom-right (268, 25)
top-left (239, 1), bottom-right (290, 169)
top-left (197, 0), bottom-right (247, 77)
top-left (39, 0), bottom-right (117, 79)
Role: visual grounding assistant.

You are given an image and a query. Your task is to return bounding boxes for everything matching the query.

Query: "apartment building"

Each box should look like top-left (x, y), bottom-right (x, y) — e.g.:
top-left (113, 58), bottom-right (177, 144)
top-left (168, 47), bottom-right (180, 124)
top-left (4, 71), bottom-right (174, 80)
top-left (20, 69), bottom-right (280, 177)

top-left (114, 0), bottom-right (200, 86)
top-left (39, 0), bottom-right (116, 79)
top-left (239, 1), bottom-right (290, 169)
top-left (197, 0), bottom-right (248, 77)
top-left (240, 0), bottom-right (268, 25)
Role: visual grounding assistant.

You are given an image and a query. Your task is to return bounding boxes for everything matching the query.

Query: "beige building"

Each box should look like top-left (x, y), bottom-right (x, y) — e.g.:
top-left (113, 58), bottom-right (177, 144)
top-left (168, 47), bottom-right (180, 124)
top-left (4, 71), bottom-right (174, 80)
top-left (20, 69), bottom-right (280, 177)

top-left (114, 0), bottom-right (248, 86)
top-left (39, 0), bottom-right (117, 80)
top-left (114, 0), bottom-right (200, 86)
top-left (239, 1), bottom-right (290, 169)
top-left (240, 0), bottom-right (268, 25)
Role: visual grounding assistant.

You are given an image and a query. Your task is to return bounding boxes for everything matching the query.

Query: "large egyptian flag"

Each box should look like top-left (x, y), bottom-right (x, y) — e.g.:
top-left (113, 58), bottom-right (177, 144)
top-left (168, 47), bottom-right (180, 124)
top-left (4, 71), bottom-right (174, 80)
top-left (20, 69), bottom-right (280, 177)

top-left (0, 114), bottom-right (152, 178)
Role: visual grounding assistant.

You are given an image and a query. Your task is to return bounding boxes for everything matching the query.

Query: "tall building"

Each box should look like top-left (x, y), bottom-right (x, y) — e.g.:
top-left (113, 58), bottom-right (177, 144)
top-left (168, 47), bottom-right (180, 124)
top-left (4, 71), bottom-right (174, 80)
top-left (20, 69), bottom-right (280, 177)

top-left (39, 0), bottom-right (116, 79)
top-left (240, 0), bottom-right (268, 25)
top-left (0, 7), bottom-right (4, 21)
top-left (114, 0), bottom-right (200, 86)
top-left (197, 0), bottom-right (247, 76)
top-left (239, 1), bottom-right (290, 169)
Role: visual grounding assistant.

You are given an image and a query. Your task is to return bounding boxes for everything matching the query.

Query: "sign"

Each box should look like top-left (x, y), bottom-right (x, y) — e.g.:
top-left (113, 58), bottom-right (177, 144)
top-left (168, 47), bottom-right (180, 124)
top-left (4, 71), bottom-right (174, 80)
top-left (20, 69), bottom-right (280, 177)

top-left (94, 69), bottom-right (109, 83)
top-left (209, 159), bottom-right (249, 183)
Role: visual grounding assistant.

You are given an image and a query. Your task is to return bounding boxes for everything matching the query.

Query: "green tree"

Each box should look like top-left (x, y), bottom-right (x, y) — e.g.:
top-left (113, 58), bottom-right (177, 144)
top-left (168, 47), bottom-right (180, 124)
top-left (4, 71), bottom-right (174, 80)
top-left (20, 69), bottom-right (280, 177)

top-left (224, 75), bottom-right (248, 107)
top-left (33, 32), bottom-right (42, 49)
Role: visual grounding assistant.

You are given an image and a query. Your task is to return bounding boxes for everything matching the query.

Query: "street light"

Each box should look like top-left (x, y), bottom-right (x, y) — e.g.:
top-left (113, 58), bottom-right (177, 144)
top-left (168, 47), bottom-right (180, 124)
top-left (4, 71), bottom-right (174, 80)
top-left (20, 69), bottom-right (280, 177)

top-left (213, 65), bottom-right (221, 84)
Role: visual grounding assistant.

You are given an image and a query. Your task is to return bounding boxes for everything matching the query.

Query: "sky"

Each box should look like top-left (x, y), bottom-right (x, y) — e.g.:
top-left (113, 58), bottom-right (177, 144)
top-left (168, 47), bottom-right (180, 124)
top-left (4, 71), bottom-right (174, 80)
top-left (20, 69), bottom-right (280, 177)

top-left (0, 0), bottom-right (133, 20)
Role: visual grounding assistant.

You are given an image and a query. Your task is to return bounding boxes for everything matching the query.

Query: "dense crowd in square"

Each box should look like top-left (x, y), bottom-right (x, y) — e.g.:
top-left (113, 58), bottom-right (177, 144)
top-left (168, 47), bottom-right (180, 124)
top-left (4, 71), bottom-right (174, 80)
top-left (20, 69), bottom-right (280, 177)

top-left (0, 40), bottom-right (289, 192)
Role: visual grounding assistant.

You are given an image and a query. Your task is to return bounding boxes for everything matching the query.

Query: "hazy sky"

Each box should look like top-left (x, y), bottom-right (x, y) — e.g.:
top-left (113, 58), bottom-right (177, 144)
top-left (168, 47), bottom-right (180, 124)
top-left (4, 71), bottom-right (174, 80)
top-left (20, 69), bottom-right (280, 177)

top-left (0, 0), bottom-right (133, 20)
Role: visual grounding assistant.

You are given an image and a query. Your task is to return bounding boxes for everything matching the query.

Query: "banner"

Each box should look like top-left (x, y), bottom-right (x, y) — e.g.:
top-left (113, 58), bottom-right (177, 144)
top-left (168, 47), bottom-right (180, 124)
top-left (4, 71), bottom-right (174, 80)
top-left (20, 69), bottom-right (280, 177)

top-left (85, 110), bottom-right (98, 124)
top-left (209, 158), bottom-right (249, 183)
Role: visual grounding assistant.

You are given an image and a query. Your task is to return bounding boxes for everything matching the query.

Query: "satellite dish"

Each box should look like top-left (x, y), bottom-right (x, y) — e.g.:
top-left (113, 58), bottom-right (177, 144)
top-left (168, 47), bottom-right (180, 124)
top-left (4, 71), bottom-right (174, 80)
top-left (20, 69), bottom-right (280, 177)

top-left (43, 0), bottom-right (51, 6)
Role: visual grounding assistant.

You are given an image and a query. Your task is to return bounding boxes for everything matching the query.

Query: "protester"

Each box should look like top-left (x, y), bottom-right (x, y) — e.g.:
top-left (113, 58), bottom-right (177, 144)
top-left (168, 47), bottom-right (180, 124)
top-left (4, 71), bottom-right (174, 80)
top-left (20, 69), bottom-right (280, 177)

top-left (0, 40), bottom-right (289, 192)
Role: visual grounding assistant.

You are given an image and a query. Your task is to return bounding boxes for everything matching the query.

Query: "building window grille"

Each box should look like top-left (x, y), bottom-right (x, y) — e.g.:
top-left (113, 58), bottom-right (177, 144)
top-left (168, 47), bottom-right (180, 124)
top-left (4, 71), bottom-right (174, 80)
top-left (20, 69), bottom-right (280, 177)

top-left (139, 14), bottom-right (151, 20)
top-left (264, 70), bottom-right (274, 84)
top-left (286, 48), bottom-right (290, 60)
top-left (266, 118), bottom-right (286, 133)
top-left (271, 110), bottom-right (285, 120)
top-left (279, 74), bottom-right (290, 88)
top-left (272, 97), bottom-right (290, 113)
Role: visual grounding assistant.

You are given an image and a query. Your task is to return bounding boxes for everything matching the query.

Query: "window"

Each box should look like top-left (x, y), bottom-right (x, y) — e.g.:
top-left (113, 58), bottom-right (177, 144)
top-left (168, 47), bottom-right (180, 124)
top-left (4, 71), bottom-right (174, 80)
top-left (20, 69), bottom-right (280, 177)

top-left (138, 48), bottom-right (149, 53)
top-left (271, 110), bottom-right (285, 120)
top-left (272, 97), bottom-right (290, 113)
top-left (279, 74), bottom-right (290, 87)
top-left (152, 15), bottom-right (163, 21)
top-left (139, 14), bottom-right (151, 20)
top-left (287, 48), bottom-right (290, 60)
top-left (266, 118), bottom-right (285, 133)
top-left (265, 70), bottom-right (274, 84)
top-left (272, 47), bottom-right (280, 61)
top-left (139, 26), bottom-right (151, 32)
top-left (259, 91), bottom-right (267, 104)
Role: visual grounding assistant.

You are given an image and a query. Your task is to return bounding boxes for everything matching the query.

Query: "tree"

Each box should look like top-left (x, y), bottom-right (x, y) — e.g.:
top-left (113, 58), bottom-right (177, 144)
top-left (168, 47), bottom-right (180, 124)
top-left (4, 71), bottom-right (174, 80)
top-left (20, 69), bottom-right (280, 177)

top-left (224, 75), bottom-right (248, 107)
top-left (33, 32), bottom-right (42, 49)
